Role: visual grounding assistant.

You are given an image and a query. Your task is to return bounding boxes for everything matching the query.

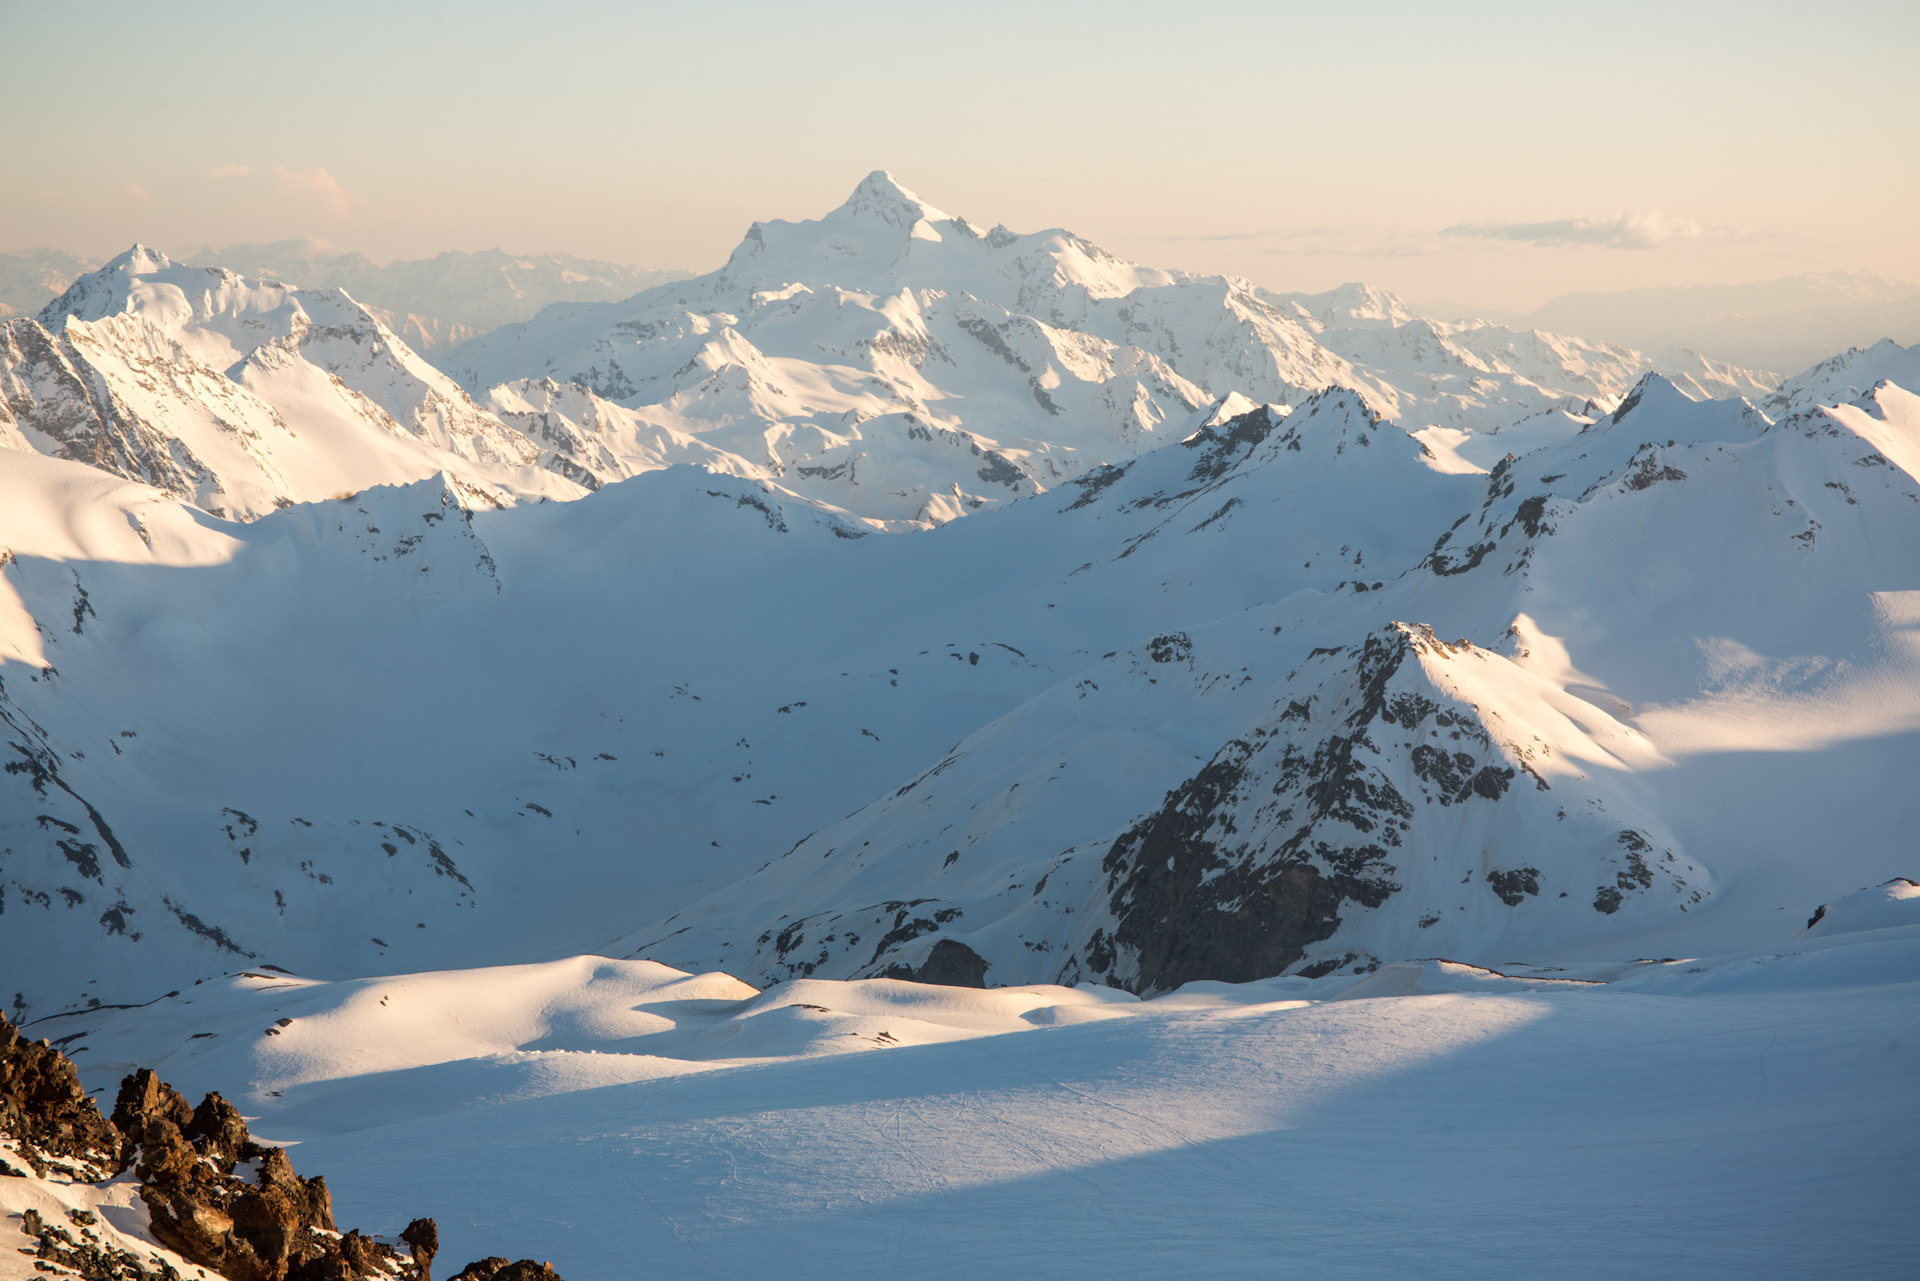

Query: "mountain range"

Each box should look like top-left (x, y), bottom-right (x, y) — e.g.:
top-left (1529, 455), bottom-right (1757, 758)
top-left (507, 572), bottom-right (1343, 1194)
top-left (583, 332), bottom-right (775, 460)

top-left (1423, 270), bottom-right (1920, 374)
top-left (1, 173), bottom-right (1915, 1281)
top-left (0, 244), bottom-right (689, 354)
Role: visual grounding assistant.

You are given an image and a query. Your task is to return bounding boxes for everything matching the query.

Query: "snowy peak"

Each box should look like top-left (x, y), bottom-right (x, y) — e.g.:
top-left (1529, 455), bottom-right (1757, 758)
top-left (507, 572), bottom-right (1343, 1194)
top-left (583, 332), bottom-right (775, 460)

top-left (831, 169), bottom-right (961, 236)
top-left (719, 171), bottom-right (972, 293)
top-left (1764, 338), bottom-right (1920, 419)
top-left (1600, 371), bottom-right (1695, 428)
top-left (447, 172), bottom-right (1788, 505)
top-left (2, 247), bottom-right (582, 518)
top-left (661, 610), bottom-right (1703, 995)
top-left (1289, 281), bottom-right (1417, 331)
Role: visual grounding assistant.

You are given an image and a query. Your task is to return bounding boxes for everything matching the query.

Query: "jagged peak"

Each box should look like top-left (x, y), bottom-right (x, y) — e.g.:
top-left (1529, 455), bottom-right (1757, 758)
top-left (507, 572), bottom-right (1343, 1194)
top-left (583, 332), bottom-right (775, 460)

top-left (832, 170), bottom-right (954, 229)
top-left (1601, 371), bottom-right (1693, 426)
top-left (105, 243), bottom-right (174, 274)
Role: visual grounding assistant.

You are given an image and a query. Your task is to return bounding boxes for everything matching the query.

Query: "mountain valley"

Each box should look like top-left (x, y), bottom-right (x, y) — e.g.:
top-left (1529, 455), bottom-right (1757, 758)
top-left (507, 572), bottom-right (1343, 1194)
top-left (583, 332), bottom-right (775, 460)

top-left (2, 174), bottom-right (1916, 1281)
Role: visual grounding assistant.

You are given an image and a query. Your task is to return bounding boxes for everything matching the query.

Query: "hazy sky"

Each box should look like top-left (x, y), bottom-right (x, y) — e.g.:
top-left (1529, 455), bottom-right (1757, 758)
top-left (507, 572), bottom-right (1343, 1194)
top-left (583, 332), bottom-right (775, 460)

top-left (3, 0), bottom-right (1914, 311)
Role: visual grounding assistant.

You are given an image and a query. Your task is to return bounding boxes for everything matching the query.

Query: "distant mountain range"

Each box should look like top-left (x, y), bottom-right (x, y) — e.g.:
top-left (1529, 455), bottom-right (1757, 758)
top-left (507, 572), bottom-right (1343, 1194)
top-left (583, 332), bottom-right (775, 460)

top-left (1420, 271), bottom-right (1920, 374)
top-left (0, 249), bottom-right (102, 318)
top-left (0, 242), bottom-right (690, 353)
top-left (438, 172), bottom-right (1777, 522)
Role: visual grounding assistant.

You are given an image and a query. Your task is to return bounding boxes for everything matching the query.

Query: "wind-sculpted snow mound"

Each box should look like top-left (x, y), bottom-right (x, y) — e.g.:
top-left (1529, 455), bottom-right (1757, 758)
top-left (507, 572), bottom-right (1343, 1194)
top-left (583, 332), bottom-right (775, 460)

top-left (28, 920), bottom-right (1919, 1281)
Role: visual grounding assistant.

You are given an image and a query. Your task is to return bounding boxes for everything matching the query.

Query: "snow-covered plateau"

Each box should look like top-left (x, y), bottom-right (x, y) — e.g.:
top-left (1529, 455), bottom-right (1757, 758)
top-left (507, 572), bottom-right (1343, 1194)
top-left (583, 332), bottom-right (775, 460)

top-left (2, 175), bottom-right (1916, 1279)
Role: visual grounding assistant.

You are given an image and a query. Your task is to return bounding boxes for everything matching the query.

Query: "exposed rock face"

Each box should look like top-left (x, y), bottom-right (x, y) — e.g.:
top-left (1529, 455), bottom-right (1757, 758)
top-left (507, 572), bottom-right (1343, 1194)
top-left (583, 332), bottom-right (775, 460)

top-left (110, 1066), bottom-right (395, 1281)
top-left (2, 1012), bottom-right (540, 1281)
top-left (0, 1011), bottom-right (122, 1178)
top-left (1088, 628), bottom-right (1420, 992)
top-left (448, 1260), bottom-right (564, 1281)
top-left (885, 938), bottom-right (990, 988)
top-left (0, 316), bottom-right (221, 503)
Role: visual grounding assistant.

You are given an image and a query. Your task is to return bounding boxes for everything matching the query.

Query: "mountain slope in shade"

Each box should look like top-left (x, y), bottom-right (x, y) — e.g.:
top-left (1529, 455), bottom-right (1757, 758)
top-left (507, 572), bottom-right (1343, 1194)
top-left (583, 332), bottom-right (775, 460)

top-left (2, 364), bottom-right (1914, 1015)
top-left (610, 375), bottom-right (1920, 988)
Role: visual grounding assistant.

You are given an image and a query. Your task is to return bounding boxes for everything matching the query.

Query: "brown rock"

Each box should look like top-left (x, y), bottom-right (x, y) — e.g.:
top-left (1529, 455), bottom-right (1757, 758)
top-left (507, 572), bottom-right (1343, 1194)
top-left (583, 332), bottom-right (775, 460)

top-left (494, 1263), bottom-right (564, 1281)
top-left (450, 1259), bottom-right (562, 1281)
top-left (450, 1258), bottom-right (510, 1281)
top-left (112, 1067), bottom-right (193, 1136)
top-left (232, 1182), bottom-right (306, 1277)
top-left (0, 1011), bottom-right (124, 1177)
top-left (304, 1173), bottom-right (338, 1234)
top-left (4, 1023), bottom-right (539, 1281)
top-left (188, 1091), bottom-right (255, 1170)
top-left (401, 1218), bottom-right (440, 1281)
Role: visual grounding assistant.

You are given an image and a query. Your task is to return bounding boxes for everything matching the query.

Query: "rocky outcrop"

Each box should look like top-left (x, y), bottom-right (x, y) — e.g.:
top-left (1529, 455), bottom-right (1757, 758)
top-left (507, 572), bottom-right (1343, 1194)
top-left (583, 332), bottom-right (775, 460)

top-left (110, 1067), bottom-right (366, 1281)
top-left (17, 1206), bottom-right (184, 1281)
top-left (0, 1012), bottom-right (122, 1179)
top-left (1, 1012), bottom-right (546, 1281)
top-left (448, 1260), bottom-right (563, 1281)
top-left (884, 938), bottom-right (990, 988)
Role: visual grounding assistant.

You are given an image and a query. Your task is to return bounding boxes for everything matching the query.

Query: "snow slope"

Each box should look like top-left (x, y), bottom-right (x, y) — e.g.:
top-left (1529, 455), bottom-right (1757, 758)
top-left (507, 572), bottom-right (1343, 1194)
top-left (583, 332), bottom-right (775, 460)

top-left (20, 879), bottom-right (1917, 1281)
top-left (2, 366), bottom-right (1916, 1017)
top-left (603, 375), bottom-right (1920, 988)
top-left (1763, 337), bottom-right (1920, 418)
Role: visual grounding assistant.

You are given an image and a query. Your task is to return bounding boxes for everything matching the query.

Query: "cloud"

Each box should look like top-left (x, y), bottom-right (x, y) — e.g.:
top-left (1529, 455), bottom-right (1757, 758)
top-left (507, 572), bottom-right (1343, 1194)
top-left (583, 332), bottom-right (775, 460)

top-left (1441, 211), bottom-right (1718, 250)
top-left (206, 163), bottom-right (251, 178)
top-left (270, 166), bottom-right (360, 217)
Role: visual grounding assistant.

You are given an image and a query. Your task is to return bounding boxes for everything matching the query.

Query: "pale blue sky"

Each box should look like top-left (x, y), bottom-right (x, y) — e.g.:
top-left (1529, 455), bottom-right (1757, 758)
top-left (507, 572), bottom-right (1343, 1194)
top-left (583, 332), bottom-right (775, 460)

top-left (3, 0), bottom-right (1914, 309)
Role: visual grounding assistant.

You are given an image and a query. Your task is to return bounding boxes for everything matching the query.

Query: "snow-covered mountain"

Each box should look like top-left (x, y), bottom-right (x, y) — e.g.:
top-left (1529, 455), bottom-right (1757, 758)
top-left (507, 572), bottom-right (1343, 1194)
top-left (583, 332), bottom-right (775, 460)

top-left (3, 357), bottom-right (1914, 1015)
top-left (3, 364), bottom-right (1915, 1275)
top-left (177, 240), bottom-right (692, 353)
top-left (0, 179), bottom-right (1783, 533)
top-left (1762, 336), bottom-right (1920, 418)
top-left (3, 179), bottom-right (1918, 1281)
top-left (0, 247), bottom-right (584, 518)
top-left (615, 375), bottom-right (1920, 988)
top-left (439, 173), bottom-right (1778, 517)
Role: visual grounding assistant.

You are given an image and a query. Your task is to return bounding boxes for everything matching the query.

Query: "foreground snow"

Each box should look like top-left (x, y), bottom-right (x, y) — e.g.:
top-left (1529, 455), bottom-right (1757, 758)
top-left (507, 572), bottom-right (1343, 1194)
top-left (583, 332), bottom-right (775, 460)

top-left (24, 879), bottom-right (1915, 1281)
